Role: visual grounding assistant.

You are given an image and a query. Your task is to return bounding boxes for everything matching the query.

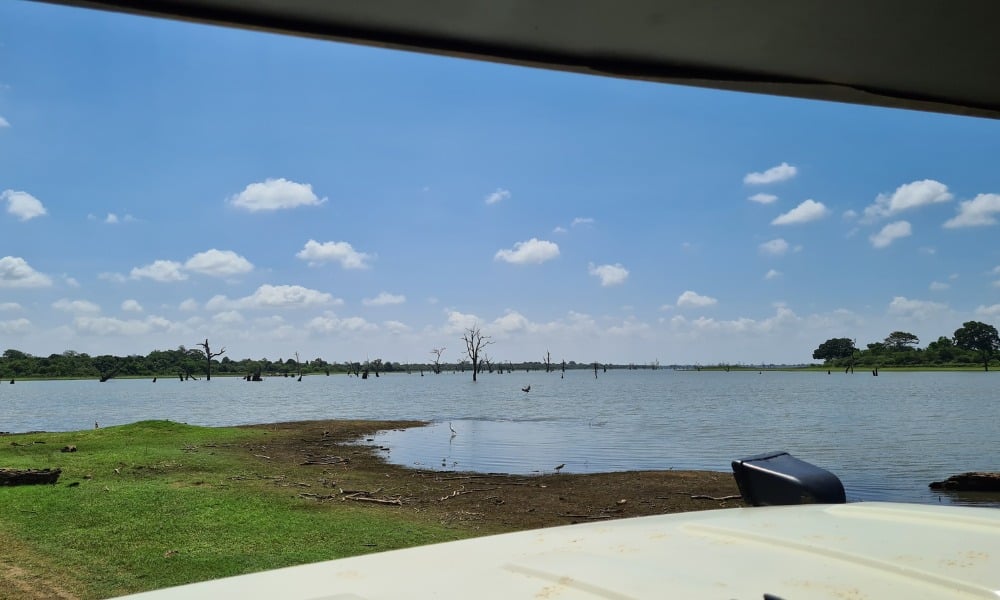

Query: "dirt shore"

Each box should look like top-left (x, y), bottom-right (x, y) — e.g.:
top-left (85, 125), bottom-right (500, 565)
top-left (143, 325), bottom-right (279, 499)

top-left (238, 419), bottom-right (745, 532)
top-left (1, 419), bottom-right (744, 600)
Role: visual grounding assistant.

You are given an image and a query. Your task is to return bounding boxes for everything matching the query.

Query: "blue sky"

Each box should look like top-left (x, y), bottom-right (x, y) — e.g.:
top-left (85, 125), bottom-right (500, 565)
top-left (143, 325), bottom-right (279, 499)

top-left (2, 1), bottom-right (1000, 365)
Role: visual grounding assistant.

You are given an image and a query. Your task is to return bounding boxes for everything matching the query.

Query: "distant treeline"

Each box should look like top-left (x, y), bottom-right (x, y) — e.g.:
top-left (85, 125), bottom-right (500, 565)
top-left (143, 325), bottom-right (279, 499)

top-left (812, 321), bottom-right (1000, 371)
top-left (0, 347), bottom-right (671, 380)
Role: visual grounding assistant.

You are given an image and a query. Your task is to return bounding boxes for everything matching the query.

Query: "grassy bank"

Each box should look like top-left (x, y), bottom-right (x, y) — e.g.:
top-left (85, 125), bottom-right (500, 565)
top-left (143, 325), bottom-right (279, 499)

top-left (0, 421), bottom-right (463, 599)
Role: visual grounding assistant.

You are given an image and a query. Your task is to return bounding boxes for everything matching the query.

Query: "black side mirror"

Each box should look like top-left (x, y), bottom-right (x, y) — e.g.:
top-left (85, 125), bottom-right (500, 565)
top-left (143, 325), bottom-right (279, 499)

top-left (732, 451), bottom-right (846, 506)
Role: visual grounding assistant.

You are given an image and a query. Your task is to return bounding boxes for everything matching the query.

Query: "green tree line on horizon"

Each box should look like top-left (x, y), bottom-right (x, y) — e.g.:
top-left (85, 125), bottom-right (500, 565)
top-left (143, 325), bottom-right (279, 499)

top-left (0, 346), bottom-right (640, 380)
top-left (812, 320), bottom-right (1000, 371)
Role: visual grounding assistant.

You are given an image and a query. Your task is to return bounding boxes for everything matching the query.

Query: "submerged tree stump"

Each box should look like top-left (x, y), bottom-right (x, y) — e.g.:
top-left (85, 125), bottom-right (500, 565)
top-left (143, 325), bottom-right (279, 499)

top-left (930, 472), bottom-right (1000, 492)
top-left (0, 468), bottom-right (62, 486)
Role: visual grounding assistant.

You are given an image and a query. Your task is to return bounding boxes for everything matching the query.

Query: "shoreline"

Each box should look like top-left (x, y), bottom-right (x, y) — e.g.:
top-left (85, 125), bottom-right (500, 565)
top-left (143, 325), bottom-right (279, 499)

top-left (235, 419), bottom-right (745, 531)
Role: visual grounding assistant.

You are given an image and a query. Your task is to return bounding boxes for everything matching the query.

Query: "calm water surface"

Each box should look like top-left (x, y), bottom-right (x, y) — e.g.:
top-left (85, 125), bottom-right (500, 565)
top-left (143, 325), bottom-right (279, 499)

top-left (3, 370), bottom-right (997, 506)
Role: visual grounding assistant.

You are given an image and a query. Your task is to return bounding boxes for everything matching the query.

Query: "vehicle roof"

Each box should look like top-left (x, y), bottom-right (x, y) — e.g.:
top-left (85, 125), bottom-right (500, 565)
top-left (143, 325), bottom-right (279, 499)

top-left (118, 502), bottom-right (1000, 599)
top-left (35, 0), bottom-right (1000, 120)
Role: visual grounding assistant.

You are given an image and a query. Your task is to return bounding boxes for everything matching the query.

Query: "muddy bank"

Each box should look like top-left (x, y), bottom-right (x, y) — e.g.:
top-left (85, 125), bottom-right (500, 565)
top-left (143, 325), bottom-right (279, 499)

top-left (239, 419), bottom-right (744, 532)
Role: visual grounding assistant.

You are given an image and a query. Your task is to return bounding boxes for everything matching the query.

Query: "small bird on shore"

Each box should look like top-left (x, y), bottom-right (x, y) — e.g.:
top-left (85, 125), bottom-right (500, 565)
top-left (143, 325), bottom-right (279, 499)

top-left (94, 421), bottom-right (99, 429)
top-left (554, 463), bottom-right (565, 473)
top-left (522, 385), bottom-right (531, 392)
top-left (449, 422), bottom-right (457, 437)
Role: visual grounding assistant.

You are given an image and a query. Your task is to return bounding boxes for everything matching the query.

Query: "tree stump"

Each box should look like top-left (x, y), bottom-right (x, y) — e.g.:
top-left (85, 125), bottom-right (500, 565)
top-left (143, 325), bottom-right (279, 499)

top-left (0, 468), bottom-right (62, 486)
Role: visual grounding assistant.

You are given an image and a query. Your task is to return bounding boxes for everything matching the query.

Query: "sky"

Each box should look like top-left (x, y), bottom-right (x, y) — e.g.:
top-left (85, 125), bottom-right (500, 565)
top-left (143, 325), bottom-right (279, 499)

top-left (1, 2), bottom-right (1000, 366)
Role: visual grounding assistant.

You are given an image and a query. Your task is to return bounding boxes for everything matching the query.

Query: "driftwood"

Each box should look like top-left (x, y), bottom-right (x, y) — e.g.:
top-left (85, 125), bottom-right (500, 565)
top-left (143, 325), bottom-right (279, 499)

top-left (930, 472), bottom-right (1000, 492)
top-left (0, 468), bottom-right (62, 486)
top-left (346, 496), bottom-right (403, 506)
top-left (690, 494), bottom-right (742, 501)
top-left (301, 456), bottom-right (349, 466)
top-left (438, 486), bottom-right (500, 501)
top-left (337, 487), bottom-right (402, 506)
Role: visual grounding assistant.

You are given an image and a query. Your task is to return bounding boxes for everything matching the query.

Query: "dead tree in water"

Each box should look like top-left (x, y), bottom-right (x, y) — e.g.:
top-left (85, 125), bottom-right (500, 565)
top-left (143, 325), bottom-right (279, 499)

top-left (462, 325), bottom-right (493, 382)
top-left (544, 351), bottom-right (552, 373)
top-left (430, 347), bottom-right (446, 374)
top-left (196, 339), bottom-right (226, 381)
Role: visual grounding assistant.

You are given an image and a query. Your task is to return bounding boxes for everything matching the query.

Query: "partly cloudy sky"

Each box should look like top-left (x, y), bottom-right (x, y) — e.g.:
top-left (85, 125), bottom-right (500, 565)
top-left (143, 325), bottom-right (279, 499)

top-left (2, 2), bottom-right (1000, 365)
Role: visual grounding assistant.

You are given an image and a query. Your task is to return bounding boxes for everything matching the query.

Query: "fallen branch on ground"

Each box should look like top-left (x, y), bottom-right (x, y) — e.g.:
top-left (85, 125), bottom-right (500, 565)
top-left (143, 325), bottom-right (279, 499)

top-left (439, 486), bottom-right (501, 501)
top-left (301, 456), bottom-right (349, 465)
top-left (345, 496), bottom-right (403, 506)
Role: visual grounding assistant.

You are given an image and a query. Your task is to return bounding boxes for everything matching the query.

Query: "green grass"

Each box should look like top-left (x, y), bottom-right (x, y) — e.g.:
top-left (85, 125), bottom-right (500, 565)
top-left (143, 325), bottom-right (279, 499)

top-left (0, 421), bottom-right (463, 599)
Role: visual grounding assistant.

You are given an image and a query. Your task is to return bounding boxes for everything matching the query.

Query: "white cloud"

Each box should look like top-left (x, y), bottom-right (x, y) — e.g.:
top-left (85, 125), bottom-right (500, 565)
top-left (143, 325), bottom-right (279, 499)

top-left (842, 209), bottom-right (858, 220)
top-left (0, 116), bottom-right (9, 128)
top-left (748, 193), bottom-right (778, 205)
top-left (363, 292), bottom-right (406, 306)
top-left (771, 199), bottom-right (830, 225)
top-left (495, 239), bottom-right (560, 265)
top-left (74, 315), bottom-right (173, 336)
top-left (179, 298), bottom-right (199, 312)
top-left (442, 310), bottom-right (481, 334)
top-left (869, 220), bottom-right (912, 248)
top-left (863, 179), bottom-right (952, 222)
top-left (571, 217), bottom-right (595, 227)
top-left (105, 213), bottom-right (119, 224)
top-left (677, 290), bottom-right (718, 308)
top-left (52, 299), bottom-right (101, 314)
top-left (0, 256), bottom-right (52, 288)
top-left (929, 281), bottom-right (949, 291)
top-left (670, 305), bottom-right (802, 336)
top-left (130, 260), bottom-right (187, 282)
top-left (759, 238), bottom-right (790, 256)
top-left (491, 310), bottom-right (531, 334)
top-left (63, 275), bottom-right (80, 288)
top-left (588, 263), bottom-right (629, 287)
top-left (888, 296), bottom-right (947, 320)
top-left (975, 304), bottom-right (1000, 318)
top-left (0, 318), bottom-right (30, 334)
top-left (2, 190), bottom-right (48, 221)
top-left (307, 313), bottom-right (377, 334)
top-left (121, 299), bottom-right (143, 312)
top-left (0, 302), bottom-right (22, 311)
top-left (943, 193), bottom-right (1000, 228)
top-left (764, 269), bottom-right (782, 280)
top-left (553, 226), bottom-right (568, 234)
top-left (207, 284), bottom-right (339, 310)
top-left (383, 320), bottom-right (410, 334)
top-left (184, 249), bottom-right (254, 277)
top-left (296, 239), bottom-right (373, 269)
top-left (484, 188), bottom-right (510, 205)
top-left (228, 178), bottom-right (326, 212)
top-left (744, 162), bottom-right (797, 185)
top-left (213, 310), bottom-right (245, 324)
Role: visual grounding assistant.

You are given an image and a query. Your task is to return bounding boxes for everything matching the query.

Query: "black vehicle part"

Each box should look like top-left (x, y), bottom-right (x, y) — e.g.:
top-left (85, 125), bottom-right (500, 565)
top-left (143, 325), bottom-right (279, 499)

top-left (731, 451), bottom-right (846, 506)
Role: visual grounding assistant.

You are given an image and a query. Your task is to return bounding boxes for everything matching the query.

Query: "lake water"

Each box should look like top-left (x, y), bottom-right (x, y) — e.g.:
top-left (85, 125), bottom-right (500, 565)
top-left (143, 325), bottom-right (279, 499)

top-left (2, 370), bottom-right (998, 506)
